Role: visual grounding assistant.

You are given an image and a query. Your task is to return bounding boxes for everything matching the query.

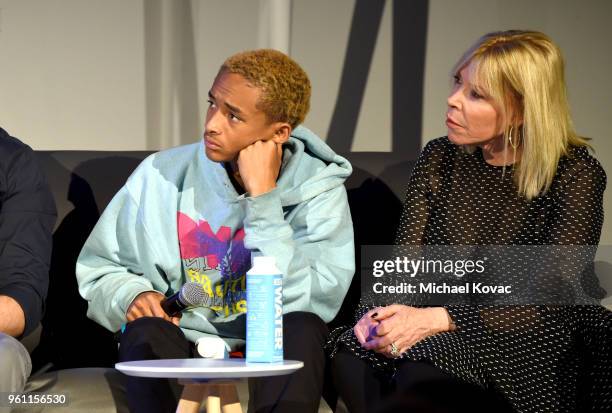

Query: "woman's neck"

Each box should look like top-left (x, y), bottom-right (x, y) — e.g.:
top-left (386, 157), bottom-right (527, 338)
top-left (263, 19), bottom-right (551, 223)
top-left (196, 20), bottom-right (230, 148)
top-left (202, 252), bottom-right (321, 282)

top-left (480, 135), bottom-right (521, 166)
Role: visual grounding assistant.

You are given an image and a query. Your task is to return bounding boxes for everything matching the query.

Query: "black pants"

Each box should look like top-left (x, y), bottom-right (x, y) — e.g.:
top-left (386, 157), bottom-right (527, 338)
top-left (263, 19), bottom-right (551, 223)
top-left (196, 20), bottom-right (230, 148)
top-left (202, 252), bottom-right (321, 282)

top-left (119, 312), bottom-right (328, 413)
top-left (332, 348), bottom-right (514, 413)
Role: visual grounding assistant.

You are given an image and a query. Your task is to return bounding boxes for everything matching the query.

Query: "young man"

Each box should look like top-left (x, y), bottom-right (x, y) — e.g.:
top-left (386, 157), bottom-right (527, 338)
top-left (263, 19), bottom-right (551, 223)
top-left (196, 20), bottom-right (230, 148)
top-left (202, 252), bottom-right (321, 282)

top-left (0, 128), bottom-right (56, 413)
top-left (76, 49), bottom-right (354, 412)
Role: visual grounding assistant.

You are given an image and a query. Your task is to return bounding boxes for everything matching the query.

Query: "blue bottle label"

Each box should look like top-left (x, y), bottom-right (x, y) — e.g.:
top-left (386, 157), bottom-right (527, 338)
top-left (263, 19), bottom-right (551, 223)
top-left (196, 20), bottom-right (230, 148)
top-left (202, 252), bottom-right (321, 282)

top-left (246, 273), bottom-right (283, 362)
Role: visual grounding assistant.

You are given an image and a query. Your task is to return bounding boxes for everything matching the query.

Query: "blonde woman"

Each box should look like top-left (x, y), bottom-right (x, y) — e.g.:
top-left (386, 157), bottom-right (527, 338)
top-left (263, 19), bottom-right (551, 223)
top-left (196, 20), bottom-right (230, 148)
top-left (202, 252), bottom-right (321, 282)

top-left (329, 30), bottom-right (611, 412)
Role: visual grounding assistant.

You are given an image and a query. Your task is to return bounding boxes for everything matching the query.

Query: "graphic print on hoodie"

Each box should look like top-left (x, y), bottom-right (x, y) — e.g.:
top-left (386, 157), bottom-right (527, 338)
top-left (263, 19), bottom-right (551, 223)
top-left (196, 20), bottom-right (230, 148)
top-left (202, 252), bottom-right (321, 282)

top-left (177, 212), bottom-right (250, 316)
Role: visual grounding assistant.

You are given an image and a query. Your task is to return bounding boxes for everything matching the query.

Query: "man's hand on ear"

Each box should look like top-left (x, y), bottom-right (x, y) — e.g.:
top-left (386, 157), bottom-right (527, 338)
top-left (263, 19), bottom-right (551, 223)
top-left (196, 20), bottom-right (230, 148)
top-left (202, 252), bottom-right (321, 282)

top-left (237, 140), bottom-right (283, 197)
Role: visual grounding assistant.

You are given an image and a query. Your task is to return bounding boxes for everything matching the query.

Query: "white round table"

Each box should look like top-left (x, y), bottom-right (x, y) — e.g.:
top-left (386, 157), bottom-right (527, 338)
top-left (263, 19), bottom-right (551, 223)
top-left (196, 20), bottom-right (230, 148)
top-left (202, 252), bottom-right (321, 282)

top-left (116, 359), bottom-right (304, 413)
top-left (116, 358), bottom-right (303, 379)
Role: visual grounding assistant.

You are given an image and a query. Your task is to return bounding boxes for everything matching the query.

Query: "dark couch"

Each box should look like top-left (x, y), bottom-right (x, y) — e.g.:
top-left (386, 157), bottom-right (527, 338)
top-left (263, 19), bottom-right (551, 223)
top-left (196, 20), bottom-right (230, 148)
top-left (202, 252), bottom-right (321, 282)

top-left (14, 150), bottom-right (415, 412)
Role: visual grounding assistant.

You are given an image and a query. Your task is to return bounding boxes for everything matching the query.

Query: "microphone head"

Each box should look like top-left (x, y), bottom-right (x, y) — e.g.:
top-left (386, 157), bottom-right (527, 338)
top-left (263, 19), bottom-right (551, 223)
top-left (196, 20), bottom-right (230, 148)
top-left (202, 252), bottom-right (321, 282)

top-left (178, 282), bottom-right (208, 307)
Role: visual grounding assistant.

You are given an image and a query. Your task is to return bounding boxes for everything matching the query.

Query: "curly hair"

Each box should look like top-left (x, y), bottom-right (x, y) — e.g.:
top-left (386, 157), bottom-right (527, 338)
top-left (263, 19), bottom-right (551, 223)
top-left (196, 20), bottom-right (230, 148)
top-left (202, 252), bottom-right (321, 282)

top-left (220, 49), bottom-right (311, 128)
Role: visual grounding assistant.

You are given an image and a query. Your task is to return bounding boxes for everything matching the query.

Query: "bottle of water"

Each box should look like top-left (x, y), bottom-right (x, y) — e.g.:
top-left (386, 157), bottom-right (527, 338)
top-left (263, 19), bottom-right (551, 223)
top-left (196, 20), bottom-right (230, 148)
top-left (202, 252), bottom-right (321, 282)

top-left (246, 256), bottom-right (283, 362)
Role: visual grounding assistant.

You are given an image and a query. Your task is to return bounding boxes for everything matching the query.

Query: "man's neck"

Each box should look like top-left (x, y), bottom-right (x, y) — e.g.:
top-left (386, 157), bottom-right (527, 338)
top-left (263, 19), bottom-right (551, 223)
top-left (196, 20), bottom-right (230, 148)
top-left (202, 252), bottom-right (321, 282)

top-left (224, 161), bottom-right (246, 195)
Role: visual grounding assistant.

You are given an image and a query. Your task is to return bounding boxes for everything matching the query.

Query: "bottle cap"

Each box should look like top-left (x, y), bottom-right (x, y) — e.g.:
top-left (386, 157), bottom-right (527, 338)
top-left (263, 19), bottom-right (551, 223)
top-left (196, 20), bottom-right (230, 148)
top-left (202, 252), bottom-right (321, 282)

top-left (253, 256), bottom-right (277, 267)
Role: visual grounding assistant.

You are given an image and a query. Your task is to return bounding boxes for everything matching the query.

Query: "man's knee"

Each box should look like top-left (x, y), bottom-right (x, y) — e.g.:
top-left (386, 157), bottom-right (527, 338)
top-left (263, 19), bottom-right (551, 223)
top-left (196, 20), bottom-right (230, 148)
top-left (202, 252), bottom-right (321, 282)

top-left (0, 333), bottom-right (31, 392)
top-left (119, 317), bottom-right (190, 360)
top-left (122, 317), bottom-right (183, 342)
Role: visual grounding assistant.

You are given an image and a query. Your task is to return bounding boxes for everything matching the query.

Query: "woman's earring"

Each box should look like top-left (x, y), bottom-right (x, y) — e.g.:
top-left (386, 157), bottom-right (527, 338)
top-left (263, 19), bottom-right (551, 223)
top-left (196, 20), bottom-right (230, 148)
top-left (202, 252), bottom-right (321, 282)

top-left (508, 126), bottom-right (519, 149)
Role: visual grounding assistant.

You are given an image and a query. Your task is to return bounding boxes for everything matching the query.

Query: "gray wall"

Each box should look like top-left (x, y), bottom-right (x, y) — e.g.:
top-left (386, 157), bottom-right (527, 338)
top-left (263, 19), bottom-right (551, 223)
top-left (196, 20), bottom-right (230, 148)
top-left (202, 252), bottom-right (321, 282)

top-left (0, 0), bottom-right (611, 241)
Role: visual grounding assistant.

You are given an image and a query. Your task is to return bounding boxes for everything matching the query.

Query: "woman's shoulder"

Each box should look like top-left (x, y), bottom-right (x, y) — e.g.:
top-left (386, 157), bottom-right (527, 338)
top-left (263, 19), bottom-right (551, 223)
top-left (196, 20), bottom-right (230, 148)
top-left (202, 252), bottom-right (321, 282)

top-left (559, 145), bottom-right (605, 176)
top-left (417, 136), bottom-right (459, 165)
top-left (422, 136), bottom-right (457, 153)
top-left (553, 144), bottom-right (607, 191)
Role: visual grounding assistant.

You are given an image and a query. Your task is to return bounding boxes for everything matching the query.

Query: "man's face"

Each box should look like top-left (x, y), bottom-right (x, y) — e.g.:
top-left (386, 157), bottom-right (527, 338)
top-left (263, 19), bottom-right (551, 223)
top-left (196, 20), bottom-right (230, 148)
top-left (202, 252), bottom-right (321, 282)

top-left (204, 71), bottom-right (277, 162)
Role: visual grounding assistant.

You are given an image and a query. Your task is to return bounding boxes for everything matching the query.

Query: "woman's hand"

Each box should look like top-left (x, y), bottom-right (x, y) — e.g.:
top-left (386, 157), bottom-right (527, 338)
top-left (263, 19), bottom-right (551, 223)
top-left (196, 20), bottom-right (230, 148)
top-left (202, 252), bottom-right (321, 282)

top-left (360, 305), bottom-right (453, 358)
top-left (353, 307), bottom-right (384, 345)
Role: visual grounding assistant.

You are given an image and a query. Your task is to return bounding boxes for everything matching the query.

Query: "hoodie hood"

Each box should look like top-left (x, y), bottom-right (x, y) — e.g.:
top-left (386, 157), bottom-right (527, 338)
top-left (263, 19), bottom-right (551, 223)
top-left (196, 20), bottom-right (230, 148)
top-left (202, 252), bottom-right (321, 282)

top-left (202, 125), bottom-right (352, 207)
top-left (272, 125), bottom-right (352, 206)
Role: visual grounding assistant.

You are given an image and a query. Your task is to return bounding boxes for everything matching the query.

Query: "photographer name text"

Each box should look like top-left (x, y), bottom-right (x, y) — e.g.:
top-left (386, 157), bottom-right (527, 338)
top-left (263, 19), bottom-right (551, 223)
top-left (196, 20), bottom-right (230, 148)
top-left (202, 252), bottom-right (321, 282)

top-left (372, 282), bottom-right (512, 294)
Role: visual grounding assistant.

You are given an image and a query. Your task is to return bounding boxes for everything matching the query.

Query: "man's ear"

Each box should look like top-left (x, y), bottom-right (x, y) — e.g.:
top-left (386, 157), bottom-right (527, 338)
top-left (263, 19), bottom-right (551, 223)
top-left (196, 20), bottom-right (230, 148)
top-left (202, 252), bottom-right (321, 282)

top-left (271, 123), bottom-right (292, 144)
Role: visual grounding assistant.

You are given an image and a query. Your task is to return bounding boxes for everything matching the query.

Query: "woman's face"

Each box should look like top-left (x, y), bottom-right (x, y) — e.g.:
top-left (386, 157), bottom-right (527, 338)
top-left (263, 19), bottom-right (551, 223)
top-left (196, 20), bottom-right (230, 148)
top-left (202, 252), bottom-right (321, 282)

top-left (446, 62), bottom-right (504, 147)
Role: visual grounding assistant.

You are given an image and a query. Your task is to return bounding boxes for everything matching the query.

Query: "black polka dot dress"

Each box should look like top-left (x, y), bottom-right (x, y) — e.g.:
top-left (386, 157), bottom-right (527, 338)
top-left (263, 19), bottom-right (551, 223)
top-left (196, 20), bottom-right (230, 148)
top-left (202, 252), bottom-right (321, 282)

top-left (329, 137), bottom-right (612, 412)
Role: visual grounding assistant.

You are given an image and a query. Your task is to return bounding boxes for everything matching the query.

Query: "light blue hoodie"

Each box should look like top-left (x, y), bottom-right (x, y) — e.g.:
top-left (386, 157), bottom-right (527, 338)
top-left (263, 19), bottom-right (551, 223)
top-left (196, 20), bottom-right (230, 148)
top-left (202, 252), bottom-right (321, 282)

top-left (76, 126), bottom-right (355, 346)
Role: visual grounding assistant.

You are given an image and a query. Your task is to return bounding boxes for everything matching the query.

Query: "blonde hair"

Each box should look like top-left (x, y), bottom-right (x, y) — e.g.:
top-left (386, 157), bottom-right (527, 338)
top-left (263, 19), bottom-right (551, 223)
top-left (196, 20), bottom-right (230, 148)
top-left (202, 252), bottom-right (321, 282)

top-left (453, 30), bottom-right (588, 199)
top-left (221, 49), bottom-right (311, 129)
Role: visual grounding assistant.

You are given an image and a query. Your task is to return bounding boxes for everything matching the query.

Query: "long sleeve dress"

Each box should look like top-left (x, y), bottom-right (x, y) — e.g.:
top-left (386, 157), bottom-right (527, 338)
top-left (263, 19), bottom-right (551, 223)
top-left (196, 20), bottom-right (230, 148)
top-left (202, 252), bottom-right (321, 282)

top-left (330, 137), bottom-right (612, 412)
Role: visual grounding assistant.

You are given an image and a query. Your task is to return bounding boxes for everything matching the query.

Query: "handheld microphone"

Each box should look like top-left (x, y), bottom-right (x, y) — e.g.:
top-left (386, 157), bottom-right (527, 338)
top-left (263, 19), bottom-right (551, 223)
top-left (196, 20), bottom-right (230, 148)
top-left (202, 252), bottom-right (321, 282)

top-left (161, 282), bottom-right (208, 316)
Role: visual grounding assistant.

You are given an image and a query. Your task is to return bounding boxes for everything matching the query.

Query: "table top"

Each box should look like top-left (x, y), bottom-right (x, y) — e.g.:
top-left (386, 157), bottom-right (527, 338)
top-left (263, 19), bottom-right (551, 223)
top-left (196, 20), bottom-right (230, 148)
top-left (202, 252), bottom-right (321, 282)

top-left (115, 358), bottom-right (304, 379)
